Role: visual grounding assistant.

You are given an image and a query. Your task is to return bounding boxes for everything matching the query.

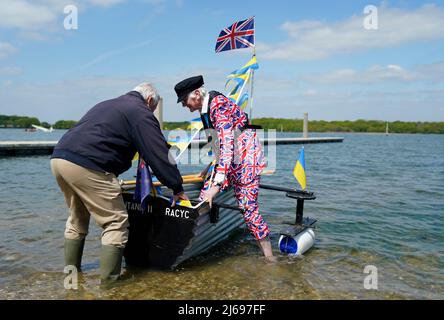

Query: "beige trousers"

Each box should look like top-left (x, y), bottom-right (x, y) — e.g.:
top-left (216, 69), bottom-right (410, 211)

top-left (50, 158), bottom-right (129, 248)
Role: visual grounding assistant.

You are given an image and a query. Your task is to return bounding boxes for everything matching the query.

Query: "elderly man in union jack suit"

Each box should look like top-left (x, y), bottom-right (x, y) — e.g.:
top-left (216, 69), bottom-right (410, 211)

top-left (174, 75), bottom-right (275, 262)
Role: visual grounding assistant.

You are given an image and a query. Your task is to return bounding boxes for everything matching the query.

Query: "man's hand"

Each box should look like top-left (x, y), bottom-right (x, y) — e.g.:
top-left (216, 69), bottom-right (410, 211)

top-left (171, 192), bottom-right (189, 207)
top-left (203, 185), bottom-right (220, 208)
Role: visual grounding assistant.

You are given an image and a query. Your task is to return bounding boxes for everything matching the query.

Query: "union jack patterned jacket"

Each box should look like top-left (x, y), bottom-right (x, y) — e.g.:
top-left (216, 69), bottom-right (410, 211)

top-left (203, 93), bottom-right (266, 188)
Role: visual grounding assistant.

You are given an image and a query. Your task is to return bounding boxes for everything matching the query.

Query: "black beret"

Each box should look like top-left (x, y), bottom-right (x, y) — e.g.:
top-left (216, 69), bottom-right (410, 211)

top-left (174, 75), bottom-right (204, 103)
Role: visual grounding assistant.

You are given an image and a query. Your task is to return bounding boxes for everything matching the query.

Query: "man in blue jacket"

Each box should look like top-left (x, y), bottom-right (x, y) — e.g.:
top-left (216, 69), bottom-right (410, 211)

top-left (50, 83), bottom-right (188, 282)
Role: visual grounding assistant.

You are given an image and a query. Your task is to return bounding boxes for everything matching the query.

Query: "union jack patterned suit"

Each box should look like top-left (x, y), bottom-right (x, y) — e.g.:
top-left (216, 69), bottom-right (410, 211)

top-left (199, 92), bottom-right (270, 240)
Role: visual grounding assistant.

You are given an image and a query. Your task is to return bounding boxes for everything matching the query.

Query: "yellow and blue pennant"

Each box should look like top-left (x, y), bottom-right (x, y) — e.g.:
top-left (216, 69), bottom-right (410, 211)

top-left (225, 55), bottom-right (258, 109)
top-left (227, 55), bottom-right (259, 77)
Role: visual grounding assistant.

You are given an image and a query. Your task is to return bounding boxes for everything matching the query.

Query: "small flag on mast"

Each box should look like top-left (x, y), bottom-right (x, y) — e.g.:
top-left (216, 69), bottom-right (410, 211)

top-left (293, 147), bottom-right (307, 190)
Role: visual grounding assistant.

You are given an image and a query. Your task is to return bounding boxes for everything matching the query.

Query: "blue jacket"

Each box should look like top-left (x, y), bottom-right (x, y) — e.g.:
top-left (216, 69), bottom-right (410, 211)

top-left (52, 91), bottom-right (183, 194)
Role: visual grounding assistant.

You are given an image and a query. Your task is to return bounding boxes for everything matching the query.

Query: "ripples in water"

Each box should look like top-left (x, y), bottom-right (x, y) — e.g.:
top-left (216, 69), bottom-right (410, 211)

top-left (0, 132), bottom-right (443, 299)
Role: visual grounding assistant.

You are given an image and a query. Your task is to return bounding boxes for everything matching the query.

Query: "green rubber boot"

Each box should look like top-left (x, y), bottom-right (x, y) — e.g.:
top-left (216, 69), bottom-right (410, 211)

top-left (64, 238), bottom-right (85, 271)
top-left (100, 245), bottom-right (123, 283)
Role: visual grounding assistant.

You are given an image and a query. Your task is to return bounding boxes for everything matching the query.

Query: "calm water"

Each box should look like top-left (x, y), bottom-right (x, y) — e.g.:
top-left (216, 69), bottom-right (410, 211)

top-left (0, 129), bottom-right (443, 299)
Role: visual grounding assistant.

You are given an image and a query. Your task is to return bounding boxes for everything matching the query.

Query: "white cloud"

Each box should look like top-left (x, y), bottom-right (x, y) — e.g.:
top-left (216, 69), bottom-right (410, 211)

top-left (18, 31), bottom-right (50, 41)
top-left (0, 42), bottom-right (19, 59)
top-left (0, 0), bottom-right (130, 32)
top-left (0, 67), bottom-right (22, 76)
top-left (78, 40), bottom-right (153, 69)
top-left (301, 62), bottom-right (444, 85)
top-left (87, 0), bottom-right (125, 7)
top-left (0, 68), bottom-right (229, 122)
top-left (415, 61), bottom-right (444, 82)
top-left (0, 67), bottom-right (441, 123)
top-left (302, 89), bottom-right (318, 97)
top-left (251, 87), bottom-right (444, 121)
top-left (301, 64), bottom-right (419, 84)
top-left (259, 4), bottom-right (444, 61)
top-left (0, 0), bottom-right (58, 30)
top-left (1, 70), bottom-right (443, 122)
top-left (0, 0), bottom-right (168, 47)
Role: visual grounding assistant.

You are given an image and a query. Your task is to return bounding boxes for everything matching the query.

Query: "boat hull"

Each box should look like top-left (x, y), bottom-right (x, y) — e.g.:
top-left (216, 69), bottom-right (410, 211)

top-left (122, 182), bottom-right (245, 270)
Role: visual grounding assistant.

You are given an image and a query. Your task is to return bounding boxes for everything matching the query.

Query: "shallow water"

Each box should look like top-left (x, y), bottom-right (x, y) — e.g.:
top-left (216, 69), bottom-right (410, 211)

top-left (0, 129), bottom-right (443, 299)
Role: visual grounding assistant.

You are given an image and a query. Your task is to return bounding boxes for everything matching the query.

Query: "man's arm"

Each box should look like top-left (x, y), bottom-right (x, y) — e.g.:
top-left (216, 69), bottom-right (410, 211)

top-left (131, 113), bottom-right (184, 195)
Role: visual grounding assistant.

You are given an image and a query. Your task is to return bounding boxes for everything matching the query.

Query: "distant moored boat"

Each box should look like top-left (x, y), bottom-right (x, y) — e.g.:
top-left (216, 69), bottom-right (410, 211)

top-left (31, 124), bottom-right (54, 133)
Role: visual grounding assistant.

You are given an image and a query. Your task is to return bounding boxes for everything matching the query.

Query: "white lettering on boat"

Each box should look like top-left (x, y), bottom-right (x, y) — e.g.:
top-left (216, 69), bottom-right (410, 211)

top-left (126, 202), bottom-right (152, 214)
top-left (165, 208), bottom-right (190, 219)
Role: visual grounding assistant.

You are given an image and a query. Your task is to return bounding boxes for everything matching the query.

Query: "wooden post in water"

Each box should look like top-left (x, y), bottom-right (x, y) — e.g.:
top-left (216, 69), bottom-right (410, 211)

top-left (303, 112), bottom-right (309, 138)
top-left (154, 97), bottom-right (163, 130)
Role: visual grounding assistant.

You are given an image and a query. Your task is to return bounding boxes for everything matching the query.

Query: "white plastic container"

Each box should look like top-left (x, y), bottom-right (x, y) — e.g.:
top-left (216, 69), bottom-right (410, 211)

top-left (278, 228), bottom-right (315, 255)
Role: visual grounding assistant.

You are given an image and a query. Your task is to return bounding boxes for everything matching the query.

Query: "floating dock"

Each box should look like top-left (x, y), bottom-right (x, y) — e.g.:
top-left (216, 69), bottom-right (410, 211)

top-left (0, 137), bottom-right (343, 156)
top-left (0, 141), bottom-right (59, 156)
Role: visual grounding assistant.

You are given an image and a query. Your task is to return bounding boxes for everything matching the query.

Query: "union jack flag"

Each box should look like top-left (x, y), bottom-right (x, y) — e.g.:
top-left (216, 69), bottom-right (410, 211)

top-left (215, 17), bottom-right (255, 53)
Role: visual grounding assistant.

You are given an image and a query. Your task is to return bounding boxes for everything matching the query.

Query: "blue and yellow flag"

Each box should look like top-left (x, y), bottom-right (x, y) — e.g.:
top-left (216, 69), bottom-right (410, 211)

top-left (227, 55), bottom-right (259, 77)
top-left (228, 92), bottom-right (249, 109)
top-left (225, 56), bottom-right (258, 109)
top-left (293, 147), bottom-right (307, 190)
top-left (225, 72), bottom-right (251, 94)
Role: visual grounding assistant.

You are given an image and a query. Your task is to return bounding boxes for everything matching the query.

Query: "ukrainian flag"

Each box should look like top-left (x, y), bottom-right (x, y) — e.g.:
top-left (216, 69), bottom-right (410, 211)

top-left (293, 147), bottom-right (307, 190)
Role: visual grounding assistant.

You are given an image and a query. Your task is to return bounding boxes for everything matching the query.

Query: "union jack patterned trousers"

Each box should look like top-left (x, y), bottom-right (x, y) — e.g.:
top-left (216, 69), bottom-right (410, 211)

top-left (199, 176), bottom-right (270, 241)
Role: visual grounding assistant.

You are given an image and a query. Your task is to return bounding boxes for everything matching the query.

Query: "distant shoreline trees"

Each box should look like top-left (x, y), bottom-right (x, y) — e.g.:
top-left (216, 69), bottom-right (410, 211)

top-left (165, 118), bottom-right (444, 134)
top-left (0, 115), bottom-right (41, 129)
top-left (1, 114), bottom-right (443, 133)
top-left (53, 120), bottom-right (78, 129)
top-left (250, 118), bottom-right (444, 134)
top-left (0, 115), bottom-right (78, 129)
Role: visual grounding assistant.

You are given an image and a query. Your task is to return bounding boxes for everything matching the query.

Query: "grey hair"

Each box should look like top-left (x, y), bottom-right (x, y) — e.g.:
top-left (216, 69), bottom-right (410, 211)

top-left (188, 86), bottom-right (207, 99)
top-left (133, 82), bottom-right (160, 105)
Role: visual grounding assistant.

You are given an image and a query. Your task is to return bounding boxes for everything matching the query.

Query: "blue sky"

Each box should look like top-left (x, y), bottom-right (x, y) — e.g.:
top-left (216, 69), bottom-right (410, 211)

top-left (0, 0), bottom-right (444, 122)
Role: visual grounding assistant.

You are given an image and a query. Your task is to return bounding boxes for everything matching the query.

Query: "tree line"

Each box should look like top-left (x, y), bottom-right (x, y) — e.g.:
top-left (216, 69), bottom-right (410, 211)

top-left (0, 115), bottom-right (77, 129)
top-left (251, 118), bottom-right (444, 134)
top-left (1, 114), bottom-right (444, 133)
top-left (165, 118), bottom-right (444, 134)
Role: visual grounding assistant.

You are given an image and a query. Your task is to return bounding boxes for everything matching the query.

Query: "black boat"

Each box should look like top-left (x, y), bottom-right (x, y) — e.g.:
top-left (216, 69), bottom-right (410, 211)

top-left (120, 175), bottom-right (318, 270)
top-left (121, 178), bottom-right (244, 270)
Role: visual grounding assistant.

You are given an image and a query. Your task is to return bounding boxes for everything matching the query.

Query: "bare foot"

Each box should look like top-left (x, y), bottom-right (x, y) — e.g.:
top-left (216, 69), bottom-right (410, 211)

top-left (264, 255), bottom-right (278, 263)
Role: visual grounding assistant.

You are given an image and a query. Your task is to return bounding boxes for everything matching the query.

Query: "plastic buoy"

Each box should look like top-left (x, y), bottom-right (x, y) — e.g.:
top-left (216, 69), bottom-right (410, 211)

top-left (278, 228), bottom-right (315, 255)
